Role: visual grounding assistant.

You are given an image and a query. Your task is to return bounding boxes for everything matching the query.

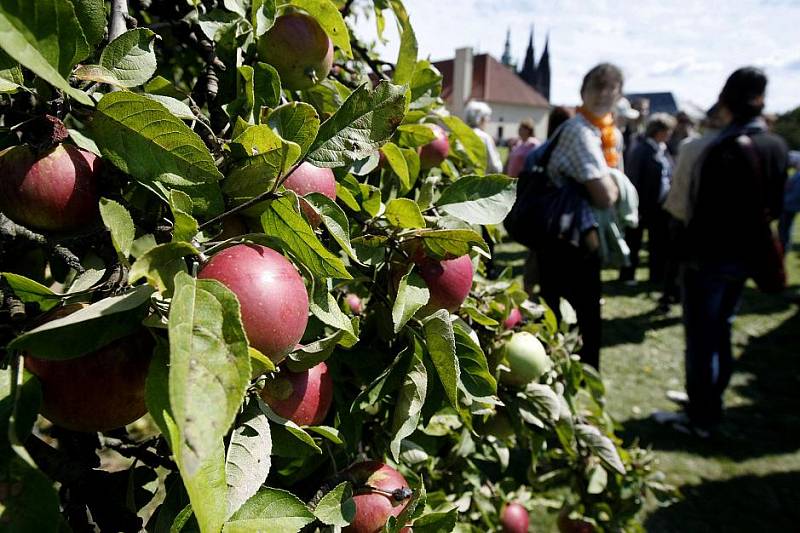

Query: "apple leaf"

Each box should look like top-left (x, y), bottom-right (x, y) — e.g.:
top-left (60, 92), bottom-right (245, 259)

top-left (385, 198), bottom-right (425, 229)
top-left (385, 482), bottom-right (426, 533)
top-left (7, 285), bottom-right (154, 359)
top-left (285, 329), bottom-right (346, 372)
top-left (99, 197), bottom-right (135, 263)
top-left (168, 190), bottom-right (199, 244)
top-left (312, 482), bottom-right (355, 527)
top-left (0, 452), bottom-right (61, 533)
top-left (260, 193), bottom-right (352, 280)
top-left (99, 28), bottom-right (158, 88)
top-left (287, 0), bottom-right (352, 58)
top-left (381, 141), bottom-right (410, 190)
top-left (0, 48), bottom-right (23, 93)
top-left (168, 273), bottom-right (252, 477)
top-left (128, 242), bottom-right (198, 294)
top-left (441, 115), bottom-right (487, 173)
top-left (145, 342), bottom-right (229, 533)
top-left (409, 59), bottom-right (443, 102)
top-left (391, 271), bottom-right (429, 334)
top-left (303, 192), bottom-right (360, 263)
top-left (524, 383), bottom-right (561, 424)
top-left (73, 0), bottom-right (105, 48)
top-left (396, 124), bottom-right (436, 147)
top-left (259, 398), bottom-right (322, 455)
top-left (226, 396), bottom-right (272, 519)
top-left (266, 101), bottom-right (320, 157)
top-left (436, 174), bottom-right (517, 225)
top-left (307, 81), bottom-right (407, 168)
top-left (575, 423), bottom-right (626, 475)
top-left (422, 310), bottom-right (460, 409)
top-left (411, 229), bottom-right (487, 260)
top-left (411, 508), bottom-right (458, 533)
top-left (390, 343), bottom-right (427, 461)
top-left (143, 94), bottom-right (195, 120)
top-left (90, 91), bottom-right (223, 184)
top-left (252, 0), bottom-right (277, 38)
top-left (388, 0), bottom-right (417, 85)
top-left (452, 319), bottom-right (497, 400)
top-left (305, 425), bottom-right (342, 444)
top-left (0, 0), bottom-right (92, 104)
top-left (222, 487), bottom-right (315, 533)
top-left (308, 280), bottom-right (356, 339)
top-left (0, 272), bottom-right (60, 311)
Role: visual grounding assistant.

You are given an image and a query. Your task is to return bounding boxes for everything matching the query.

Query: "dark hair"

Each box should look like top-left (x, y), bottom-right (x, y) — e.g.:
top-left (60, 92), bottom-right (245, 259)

top-left (580, 63), bottom-right (624, 94)
top-left (718, 67), bottom-right (767, 120)
top-left (547, 106), bottom-right (574, 138)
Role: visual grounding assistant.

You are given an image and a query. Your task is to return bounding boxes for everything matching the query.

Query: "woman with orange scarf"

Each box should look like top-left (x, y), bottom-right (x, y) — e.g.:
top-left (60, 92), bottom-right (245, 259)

top-left (534, 63), bottom-right (623, 370)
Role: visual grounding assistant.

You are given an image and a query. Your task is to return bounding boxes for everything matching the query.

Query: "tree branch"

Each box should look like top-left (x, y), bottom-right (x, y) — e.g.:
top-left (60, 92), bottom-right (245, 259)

top-left (109, 0), bottom-right (130, 42)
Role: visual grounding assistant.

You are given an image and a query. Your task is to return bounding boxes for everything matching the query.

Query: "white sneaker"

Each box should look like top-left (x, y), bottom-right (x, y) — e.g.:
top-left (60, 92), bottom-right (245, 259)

top-left (665, 390), bottom-right (689, 406)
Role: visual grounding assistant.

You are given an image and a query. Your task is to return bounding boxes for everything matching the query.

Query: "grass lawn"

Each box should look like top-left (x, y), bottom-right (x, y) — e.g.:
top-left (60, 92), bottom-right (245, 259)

top-left (495, 226), bottom-right (800, 532)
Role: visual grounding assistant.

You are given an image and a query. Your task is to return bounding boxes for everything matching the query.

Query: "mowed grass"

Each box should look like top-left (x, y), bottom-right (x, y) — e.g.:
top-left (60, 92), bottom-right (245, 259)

top-left (494, 222), bottom-right (800, 532)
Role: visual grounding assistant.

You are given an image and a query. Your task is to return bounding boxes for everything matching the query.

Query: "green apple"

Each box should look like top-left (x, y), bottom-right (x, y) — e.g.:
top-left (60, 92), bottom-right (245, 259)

top-left (500, 332), bottom-right (551, 387)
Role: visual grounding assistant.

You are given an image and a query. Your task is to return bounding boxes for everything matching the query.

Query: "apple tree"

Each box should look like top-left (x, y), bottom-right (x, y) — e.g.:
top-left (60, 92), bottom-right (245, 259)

top-left (0, 0), bottom-right (675, 531)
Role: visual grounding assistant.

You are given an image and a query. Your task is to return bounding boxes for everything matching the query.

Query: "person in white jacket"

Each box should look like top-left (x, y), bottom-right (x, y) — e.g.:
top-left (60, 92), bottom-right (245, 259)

top-left (464, 101), bottom-right (503, 174)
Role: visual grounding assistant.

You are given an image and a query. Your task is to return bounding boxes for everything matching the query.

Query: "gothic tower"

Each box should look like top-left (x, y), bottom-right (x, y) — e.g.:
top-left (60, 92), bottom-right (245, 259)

top-left (501, 28), bottom-right (514, 68)
top-left (536, 33), bottom-right (551, 101)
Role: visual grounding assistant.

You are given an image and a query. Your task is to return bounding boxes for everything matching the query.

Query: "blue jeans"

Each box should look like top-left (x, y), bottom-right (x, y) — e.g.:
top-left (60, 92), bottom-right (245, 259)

top-left (681, 262), bottom-right (747, 428)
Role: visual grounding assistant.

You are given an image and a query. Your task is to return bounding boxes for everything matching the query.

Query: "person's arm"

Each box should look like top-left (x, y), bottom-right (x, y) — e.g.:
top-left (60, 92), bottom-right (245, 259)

top-left (585, 175), bottom-right (619, 208)
top-left (486, 138), bottom-right (503, 174)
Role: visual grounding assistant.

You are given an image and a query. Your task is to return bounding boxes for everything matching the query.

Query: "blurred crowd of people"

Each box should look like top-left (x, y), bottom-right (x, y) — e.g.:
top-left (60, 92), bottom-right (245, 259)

top-left (470, 64), bottom-right (796, 438)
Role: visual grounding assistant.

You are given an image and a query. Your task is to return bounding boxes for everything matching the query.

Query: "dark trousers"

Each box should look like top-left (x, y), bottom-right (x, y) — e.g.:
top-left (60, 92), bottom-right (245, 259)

top-left (681, 262), bottom-right (747, 428)
top-left (620, 208), bottom-right (670, 283)
top-left (537, 238), bottom-right (602, 369)
top-left (661, 216), bottom-right (685, 302)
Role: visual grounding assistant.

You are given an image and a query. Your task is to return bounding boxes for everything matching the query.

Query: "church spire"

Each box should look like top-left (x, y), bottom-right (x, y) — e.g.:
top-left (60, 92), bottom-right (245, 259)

top-left (501, 27), bottom-right (513, 67)
top-left (536, 32), bottom-right (551, 101)
top-left (519, 25), bottom-right (537, 86)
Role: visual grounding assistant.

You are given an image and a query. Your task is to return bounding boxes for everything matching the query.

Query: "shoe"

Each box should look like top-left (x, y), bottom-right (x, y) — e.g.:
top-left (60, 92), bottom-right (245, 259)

top-left (665, 390), bottom-right (689, 407)
top-left (651, 410), bottom-right (711, 439)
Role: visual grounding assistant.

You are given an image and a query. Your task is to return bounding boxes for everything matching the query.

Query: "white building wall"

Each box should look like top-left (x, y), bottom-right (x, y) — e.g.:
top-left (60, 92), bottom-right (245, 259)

top-left (485, 102), bottom-right (550, 145)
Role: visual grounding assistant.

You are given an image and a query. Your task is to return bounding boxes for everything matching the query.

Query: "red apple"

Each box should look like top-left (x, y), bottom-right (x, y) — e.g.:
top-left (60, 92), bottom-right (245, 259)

top-left (503, 307), bottom-right (523, 330)
top-left (345, 293), bottom-right (363, 315)
top-left (557, 508), bottom-right (596, 533)
top-left (260, 362), bottom-right (332, 426)
top-left (500, 502), bottom-right (530, 533)
top-left (416, 254), bottom-right (473, 313)
top-left (257, 12), bottom-right (333, 90)
top-left (418, 124), bottom-right (449, 169)
top-left (198, 244), bottom-right (309, 364)
top-left (282, 162), bottom-right (336, 227)
top-left (23, 305), bottom-right (153, 432)
top-left (343, 461), bottom-right (412, 533)
top-left (0, 144), bottom-right (99, 231)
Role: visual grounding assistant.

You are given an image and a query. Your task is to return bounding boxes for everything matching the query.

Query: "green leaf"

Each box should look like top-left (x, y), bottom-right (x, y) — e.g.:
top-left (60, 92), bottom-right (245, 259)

top-left (226, 397), bottom-right (272, 518)
top-left (409, 60), bottom-right (442, 102)
top-left (223, 487), bottom-right (315, 533)
top-left (575, 423), bottom-right (626, 475)
top-left (250, 346), bottom-right (277, 376)
top-left (144, 94), bottom-right (195, 120)
top-left (385, 483), bottom-right (425, 533)
top-left (308, 281), bottom-right (356, 340)
top-left (260, 193), bottom-right (351, 279)
top-left (68, 128), bottom-right (100, 155)
top-left (73, 0), bottom-right (106, 48)
top-left (99, 197), bottom-right (135, 262)
top-left (391, 271), bottom-right (429, 333)
top-left (73, 64), bottom-right (122, 86)
top-left (0, 48), bottom-right (23, 93)
top-left (452, 319), bottom-right (496, 400)
top-left (0, 453), bottom-right (61, 533)
top-left (168, 272), bottom-right (252, 476)
top-left (252, 0), bottom-right (277, 38)
top-left (0, 0), bottom-right (92, 104)
top-left (388, 0), bottom-right (417, 85)
top-left (305, 425), bottom-right (342, 444)
top-left (385, 198), bottom-right (425, 229)
top-left (254, 61), bottom-right (281, 111)
top-left (423, 310), bottom-right (460, 408)
top-left (587, 464), bottom-right (608, 495)
top-left (169, 190), bottom-right (199, 244)
top-left (259, 398), bottom-right (322, 454)
top-left (381, 141), bottom-right (410, 190)
top-left (128, 242), bottom-right (198, 294)
top-left (287, 0), bottom-right (352, 58)
top-left (413, 229), bottom-right (487, 259)
top-left (90, 91), bottom-right (223, 184)
top-left (266, 102), bottom-right (320, 157)
top-left (524, 383), bottom-right (561, 423)
top-left (390, 345), bottom-right (427, 461)
top-left (396, 124), bottom-right (436, 147)
top-left (307, 81), bottom-right (407, 168)
top-left (441, 115), bottom-right (487, 172)
top-left (144, 75), bottom-right (188, 99)
top-left (436, 174), bottom-right (517, 225)
top-left (99, 28), bottom-right (158, 88)
top-left (285, 329), bottom-right (346, 372)
top-left (312, 481), bottom-right (356, 527)
top-left (7, 285), bottom-right (154, 359)
top-left (0, 272), bottom-right (60, 311)
top-left (412, 509), bottom-right (458, 533)
top-left (303, 192), bottom-right (360, 263)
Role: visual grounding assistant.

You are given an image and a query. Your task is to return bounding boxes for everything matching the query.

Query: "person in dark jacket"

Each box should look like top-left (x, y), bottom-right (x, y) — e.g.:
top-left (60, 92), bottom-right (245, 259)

top-left (619, 113), bottom-right (676, 284)
top-left (653, 67), bottom-right (788, 437)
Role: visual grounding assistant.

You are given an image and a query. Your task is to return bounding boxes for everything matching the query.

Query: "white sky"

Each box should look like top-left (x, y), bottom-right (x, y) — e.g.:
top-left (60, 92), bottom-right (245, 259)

top-left (350, 0), bottom-right (800, 113)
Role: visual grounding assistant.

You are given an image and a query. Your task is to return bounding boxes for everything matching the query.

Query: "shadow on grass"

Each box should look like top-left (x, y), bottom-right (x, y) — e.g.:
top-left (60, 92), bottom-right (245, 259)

top-left (618, 307), bottom-right (800, 461)
top-left (644, 470), bottom-right (800, 533)
top-left (602, 306), bottom-right (681, 347)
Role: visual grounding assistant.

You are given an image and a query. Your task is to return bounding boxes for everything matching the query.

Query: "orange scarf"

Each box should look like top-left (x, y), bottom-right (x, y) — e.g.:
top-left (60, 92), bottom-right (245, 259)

top-left (577, 106), bottom-right (619, 169)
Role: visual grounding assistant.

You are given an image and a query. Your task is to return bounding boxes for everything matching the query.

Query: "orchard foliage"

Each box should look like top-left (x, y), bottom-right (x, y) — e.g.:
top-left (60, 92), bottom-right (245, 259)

top-left (0, 0), bottom-right (675, 531)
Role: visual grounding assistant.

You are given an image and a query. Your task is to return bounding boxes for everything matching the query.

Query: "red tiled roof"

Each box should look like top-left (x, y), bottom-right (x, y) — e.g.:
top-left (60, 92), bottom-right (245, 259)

top-left (433, 53), bottom-right (550, 109)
